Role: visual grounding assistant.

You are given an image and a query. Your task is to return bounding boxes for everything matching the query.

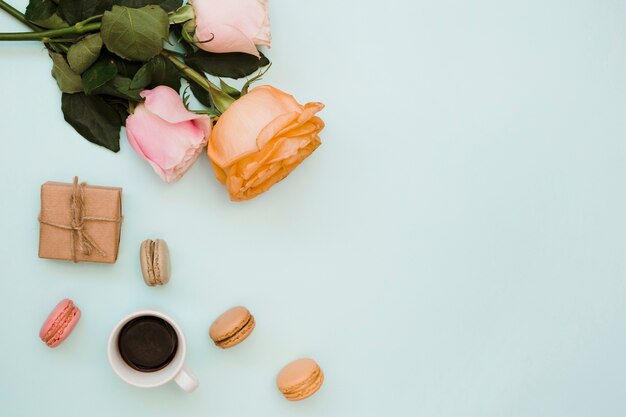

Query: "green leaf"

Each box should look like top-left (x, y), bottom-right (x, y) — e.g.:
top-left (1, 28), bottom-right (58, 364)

top-left (59, 0), bottom-right (113, 25)
top-left (109, 76), bottom-right (142, 101)
top-left (31, 13), bottom-right (68, 29)
top-left (94, 75), bottom-right (142, 101)
top-left (219, 79), bottom-right (240, 99)
top-left (67, 34), bottom-right (103, 74)
top-left (49, 52), bottom-right (83, 93)
top-left (101, 5), bottom-right (169, 62)
top-left (114, 0), bottom-right (182, 12)
top-left (102, 96), bottom-right (130, 126)
top-left (186, 50), bottom-right (270, 79)
top-left (61, 93), bottom-right (122, 152)
top-left (25, 0), bottom-right (55, 21)
top-left (156, 0), bottom-right (182, 12)
top-left (129, 64), bottom-right (151, 89)
top-left (150, 60), bottom-right (181, 91)
top-left (82, 57), bottom-right (118, 94)
top-left (131, 55), bottom-right (181, 90)
top-left (25, 0), bottom-right (69, 28)
top-left (188, 79), bottom-right (213, 108)
top-left (168, 4), bottom-right (193, 24)
top-left (107, 53), bottom-right (143, 78)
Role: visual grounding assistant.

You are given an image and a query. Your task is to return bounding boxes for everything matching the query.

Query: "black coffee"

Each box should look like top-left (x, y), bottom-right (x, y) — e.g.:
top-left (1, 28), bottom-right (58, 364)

top-left (118, 316), bottom-right (178, 372)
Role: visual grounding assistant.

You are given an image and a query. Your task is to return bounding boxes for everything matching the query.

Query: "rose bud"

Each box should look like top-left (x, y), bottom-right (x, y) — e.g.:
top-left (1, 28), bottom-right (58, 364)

top-left (207, 85), bottom-right (325, 201)
top-left (126, 86), bottom-right (212, 183)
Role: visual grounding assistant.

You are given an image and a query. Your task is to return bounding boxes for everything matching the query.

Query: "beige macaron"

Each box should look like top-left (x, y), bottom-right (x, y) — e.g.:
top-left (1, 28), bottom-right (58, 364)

top-left (139, 239), bottom-right (170, 286)
top-left (209, 306), bottom-right (255, 349)
top-left (276, 358), bottom-right (324, 401)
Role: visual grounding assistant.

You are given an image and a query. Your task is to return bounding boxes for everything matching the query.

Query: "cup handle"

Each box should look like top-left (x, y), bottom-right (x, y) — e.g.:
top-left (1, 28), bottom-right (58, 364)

top-left (174, 364), bottom-right (199, 392)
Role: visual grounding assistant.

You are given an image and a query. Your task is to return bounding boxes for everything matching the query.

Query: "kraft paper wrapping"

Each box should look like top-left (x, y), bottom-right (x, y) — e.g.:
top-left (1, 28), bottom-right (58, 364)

top-left (38, 180), bottom-right (122, 263)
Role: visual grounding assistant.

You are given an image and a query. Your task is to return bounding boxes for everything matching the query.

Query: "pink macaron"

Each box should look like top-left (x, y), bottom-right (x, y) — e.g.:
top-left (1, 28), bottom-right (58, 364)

top-left (39, 299), bottom-right (81, 348)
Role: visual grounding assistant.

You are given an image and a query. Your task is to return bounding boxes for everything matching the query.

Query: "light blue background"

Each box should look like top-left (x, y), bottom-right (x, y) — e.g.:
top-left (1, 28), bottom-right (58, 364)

top-left (1, 0), bottom-right (625, 416)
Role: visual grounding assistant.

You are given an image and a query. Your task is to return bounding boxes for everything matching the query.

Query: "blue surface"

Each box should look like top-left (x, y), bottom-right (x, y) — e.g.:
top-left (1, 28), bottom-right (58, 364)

top-left (1, 0), bottom-right (626, 416)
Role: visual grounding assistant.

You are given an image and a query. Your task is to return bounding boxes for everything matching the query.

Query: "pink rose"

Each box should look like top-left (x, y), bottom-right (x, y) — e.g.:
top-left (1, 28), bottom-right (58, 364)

top-left (191, 0), bottom-right (270, 57)
top-left (126, 86), bottom-right (212, 183)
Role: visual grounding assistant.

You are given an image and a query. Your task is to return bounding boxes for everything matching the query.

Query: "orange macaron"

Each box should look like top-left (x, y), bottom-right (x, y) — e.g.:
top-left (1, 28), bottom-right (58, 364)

top-left (276, 358), bottom-right (324, 401)
top-left (209, 306), bottom-right (255, 349)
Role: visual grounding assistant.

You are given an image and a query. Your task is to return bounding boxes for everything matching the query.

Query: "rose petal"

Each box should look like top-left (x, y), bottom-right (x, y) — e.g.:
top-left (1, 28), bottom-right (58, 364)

top-left (196, 23), bottom-right (260, 56)
top-left (159, 141), bottom-right (205, 182)
top-left (229, 138), bottom-right (321, 201)
top-left (192, 116), bottom-right (213, 139)
top-left (208, 86), bottom-right (303, 167)
top-left (210, 159), bottom-right (228, 184)
top-left (298, 102), bottom-right (325, 124)
top-left (256, 112), bottom-right (300, 151)
top-left (253, 8), bottom-right (271, 47)
top-left (126, 105), bottom-right (206, 171)
top-left (241, 136), bottom-right (310, 179)
top-left (276, 116), bottom-right (325, 140)
top-left (141, 86), bottom-right (199, 124)
top-left (193, 0), bottom-right (268, 39)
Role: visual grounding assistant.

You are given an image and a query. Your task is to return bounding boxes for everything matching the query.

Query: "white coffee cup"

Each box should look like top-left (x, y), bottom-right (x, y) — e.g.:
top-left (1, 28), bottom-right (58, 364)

top-left (107, 310), bottom-right (199, 392)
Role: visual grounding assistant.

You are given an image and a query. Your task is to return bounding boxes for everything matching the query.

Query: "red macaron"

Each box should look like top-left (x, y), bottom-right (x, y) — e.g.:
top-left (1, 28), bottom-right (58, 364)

top-left (39, 299), bottom-right (81, 348)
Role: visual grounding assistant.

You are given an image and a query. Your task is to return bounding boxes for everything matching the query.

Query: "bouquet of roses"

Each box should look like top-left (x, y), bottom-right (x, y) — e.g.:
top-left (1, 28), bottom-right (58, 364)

top-left (0, 0), bottom-right (325, 201)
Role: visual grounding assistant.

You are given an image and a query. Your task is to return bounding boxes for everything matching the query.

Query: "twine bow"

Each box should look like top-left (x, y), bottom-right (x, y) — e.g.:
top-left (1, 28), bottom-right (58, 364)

top-left (39, 177), bottom-right (121, 263)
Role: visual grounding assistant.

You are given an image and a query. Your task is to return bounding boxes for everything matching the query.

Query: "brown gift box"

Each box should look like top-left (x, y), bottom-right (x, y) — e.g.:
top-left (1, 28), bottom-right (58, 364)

top-left (38, 177), bottom-right (122, 263)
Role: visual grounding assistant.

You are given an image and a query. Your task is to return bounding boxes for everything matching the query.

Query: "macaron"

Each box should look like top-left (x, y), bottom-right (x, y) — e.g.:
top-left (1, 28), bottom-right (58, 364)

top-left (276, 358), bottom-right (324, 401)
top-left (39, 299), bottom-right (81, 348)
top-left (140, 239), bottom-right (170, 286)
top-left (209, 306), bottom-right (255, 349)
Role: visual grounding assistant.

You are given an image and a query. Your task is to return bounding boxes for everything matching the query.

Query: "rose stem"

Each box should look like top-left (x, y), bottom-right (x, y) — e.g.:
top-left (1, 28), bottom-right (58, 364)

top-left (0, 20), bottom-right (100, 41)
top-left (161, 50), bottom-right (220, 91)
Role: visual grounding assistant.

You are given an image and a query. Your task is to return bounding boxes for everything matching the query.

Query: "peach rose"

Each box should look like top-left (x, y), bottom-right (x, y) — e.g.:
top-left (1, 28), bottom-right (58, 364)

top-left (207, 85), bottom-right (325, 201)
